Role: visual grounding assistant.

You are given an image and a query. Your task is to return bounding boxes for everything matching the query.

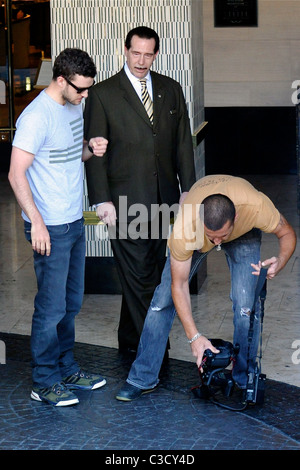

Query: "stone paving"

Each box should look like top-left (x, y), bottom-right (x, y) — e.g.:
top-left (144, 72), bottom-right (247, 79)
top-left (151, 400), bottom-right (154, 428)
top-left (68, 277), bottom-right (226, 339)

top-left (1, 333), bottom-right (300, 452)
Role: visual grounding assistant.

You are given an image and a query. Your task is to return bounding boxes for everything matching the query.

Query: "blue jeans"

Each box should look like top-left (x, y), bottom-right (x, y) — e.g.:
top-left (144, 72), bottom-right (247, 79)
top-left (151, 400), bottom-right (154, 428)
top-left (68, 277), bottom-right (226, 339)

top-left (127, 228), bottom-right (262, 390)
top-left (25, 218), bottom-right (85, 388)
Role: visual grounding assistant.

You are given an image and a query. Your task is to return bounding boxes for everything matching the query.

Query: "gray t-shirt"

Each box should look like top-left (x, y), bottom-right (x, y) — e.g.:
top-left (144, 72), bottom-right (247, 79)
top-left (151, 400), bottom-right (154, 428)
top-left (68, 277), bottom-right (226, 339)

top-left (13, 90), bottom-right (84, 225)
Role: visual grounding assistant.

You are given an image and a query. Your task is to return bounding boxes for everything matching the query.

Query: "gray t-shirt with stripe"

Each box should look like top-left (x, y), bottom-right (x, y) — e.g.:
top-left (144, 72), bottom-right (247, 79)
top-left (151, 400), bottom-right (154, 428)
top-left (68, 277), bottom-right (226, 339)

top-left (13, 90), bottom-right (84, 225)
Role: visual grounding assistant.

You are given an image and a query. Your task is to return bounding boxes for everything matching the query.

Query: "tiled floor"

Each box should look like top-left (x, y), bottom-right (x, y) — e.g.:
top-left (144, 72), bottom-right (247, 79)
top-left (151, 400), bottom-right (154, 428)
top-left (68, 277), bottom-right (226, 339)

top-left (0, 172), bottom-right (299, 451)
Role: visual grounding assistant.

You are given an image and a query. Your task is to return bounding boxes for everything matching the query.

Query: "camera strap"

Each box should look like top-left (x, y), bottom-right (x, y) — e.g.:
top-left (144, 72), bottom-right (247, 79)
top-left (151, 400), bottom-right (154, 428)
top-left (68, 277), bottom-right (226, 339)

top-left (252, 266), bottom-right (268, 312)
top-left (247, 267), bottom-right (268, 373)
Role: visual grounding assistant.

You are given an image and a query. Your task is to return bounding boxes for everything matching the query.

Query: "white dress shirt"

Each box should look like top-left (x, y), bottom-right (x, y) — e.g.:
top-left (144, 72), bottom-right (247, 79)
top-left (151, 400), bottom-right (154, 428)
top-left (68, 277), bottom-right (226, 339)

top-left (124, 63), bottom-right (153, 101)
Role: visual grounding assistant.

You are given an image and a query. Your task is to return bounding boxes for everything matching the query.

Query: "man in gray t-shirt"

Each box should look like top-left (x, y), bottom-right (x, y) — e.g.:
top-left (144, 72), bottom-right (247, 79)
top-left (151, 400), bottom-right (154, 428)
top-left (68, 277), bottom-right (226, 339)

top-left (8, 48), bottom-right (108, 407)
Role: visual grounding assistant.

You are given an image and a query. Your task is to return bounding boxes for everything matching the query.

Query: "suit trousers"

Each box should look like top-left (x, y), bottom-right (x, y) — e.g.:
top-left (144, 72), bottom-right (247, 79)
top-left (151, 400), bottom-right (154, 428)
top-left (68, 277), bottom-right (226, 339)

top-left (109, 218), bottom-right (167, 350)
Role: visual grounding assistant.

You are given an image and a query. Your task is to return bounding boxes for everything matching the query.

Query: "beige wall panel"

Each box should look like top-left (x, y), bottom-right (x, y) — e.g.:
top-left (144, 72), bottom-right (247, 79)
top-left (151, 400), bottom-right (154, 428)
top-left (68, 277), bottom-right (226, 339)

top-left (205, 80), bottom-right (294, 108)
top-left (204, 82), bottom-right (251, 107)
top-left (290, 40), bottom-right (300, 78)
top-left (203, 0), bottom-right (300, 106)
top-left (204, 41), bottom-right (291, 82)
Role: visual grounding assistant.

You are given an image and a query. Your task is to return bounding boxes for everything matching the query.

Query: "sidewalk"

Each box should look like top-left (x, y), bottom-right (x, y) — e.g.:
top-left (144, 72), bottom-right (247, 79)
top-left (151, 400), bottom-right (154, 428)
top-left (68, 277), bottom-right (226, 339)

top-left (1, 333), bottom-right (299, 451)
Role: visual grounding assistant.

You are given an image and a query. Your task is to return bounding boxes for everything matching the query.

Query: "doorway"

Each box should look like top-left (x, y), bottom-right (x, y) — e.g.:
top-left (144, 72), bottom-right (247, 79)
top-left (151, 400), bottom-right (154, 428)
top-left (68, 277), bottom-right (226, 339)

top-left (0, 0), bottom-right (51, 171)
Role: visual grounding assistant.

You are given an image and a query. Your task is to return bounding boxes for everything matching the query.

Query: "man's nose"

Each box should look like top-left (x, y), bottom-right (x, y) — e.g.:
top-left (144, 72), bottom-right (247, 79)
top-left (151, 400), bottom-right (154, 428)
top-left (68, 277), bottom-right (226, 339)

top-left (138, 54), bottom-right (146, 63)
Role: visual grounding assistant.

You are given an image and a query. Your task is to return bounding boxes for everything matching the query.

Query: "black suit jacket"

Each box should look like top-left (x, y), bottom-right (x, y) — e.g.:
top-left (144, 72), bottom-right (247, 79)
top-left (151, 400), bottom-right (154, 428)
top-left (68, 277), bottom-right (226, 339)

top-left (84, 68), bottom-right (195, 217)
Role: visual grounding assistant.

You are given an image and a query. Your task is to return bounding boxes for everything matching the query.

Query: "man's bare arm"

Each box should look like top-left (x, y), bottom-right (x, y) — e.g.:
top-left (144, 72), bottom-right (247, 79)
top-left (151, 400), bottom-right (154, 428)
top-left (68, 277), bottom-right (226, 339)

top-left (8, 146), bottom-right (51, 256)
top-left (251, 214), bottom-right (297, 279)
top-left (170, 254), bottom-right (218, 368)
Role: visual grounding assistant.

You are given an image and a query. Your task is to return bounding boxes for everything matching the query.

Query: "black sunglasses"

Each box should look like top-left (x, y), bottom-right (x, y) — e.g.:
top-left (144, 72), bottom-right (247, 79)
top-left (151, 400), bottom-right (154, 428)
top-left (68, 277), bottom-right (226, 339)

top-left (64, 77), bottom-right (95, 94)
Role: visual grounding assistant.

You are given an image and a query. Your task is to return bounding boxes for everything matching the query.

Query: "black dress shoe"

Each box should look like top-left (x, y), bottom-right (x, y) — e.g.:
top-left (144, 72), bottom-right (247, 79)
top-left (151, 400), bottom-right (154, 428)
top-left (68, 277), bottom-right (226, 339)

top-left (116, 382), bottom-right (157, 402)
top-left (118, 346), bottom-right (137, 355)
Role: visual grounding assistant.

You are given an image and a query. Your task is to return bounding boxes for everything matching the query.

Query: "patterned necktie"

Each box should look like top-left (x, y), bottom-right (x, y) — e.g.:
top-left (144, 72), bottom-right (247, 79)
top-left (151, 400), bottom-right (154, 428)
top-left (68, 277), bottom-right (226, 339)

top-left (139, 79), bottom-right (153, 124)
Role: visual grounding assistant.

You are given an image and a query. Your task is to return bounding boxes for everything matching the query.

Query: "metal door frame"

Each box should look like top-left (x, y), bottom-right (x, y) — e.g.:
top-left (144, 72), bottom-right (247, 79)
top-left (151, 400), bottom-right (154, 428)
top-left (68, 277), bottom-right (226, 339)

top-left (1, 0), bottom-right (15, 143)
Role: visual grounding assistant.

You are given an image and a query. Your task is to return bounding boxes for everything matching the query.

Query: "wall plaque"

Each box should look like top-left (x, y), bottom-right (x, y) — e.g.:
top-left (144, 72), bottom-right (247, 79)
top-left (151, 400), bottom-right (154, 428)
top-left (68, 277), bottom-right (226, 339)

top-left (214, 0), bottom-right (258, 27)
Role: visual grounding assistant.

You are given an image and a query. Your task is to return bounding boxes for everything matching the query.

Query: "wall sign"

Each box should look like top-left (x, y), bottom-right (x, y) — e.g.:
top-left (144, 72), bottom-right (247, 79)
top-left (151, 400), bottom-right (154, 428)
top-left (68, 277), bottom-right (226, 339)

top-left (214, 0), bottom-right (258, 27)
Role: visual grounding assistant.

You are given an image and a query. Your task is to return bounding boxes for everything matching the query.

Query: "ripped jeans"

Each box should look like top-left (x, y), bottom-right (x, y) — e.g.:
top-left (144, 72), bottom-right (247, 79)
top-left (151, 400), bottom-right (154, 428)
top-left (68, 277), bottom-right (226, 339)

top-left (127, 228), bottom-right (262, 390)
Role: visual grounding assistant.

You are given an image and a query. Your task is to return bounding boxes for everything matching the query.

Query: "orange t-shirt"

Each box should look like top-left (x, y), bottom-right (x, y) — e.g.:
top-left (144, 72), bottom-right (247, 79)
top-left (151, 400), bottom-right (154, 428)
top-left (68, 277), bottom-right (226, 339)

top-left (168, 175), bottom-right (280, 261)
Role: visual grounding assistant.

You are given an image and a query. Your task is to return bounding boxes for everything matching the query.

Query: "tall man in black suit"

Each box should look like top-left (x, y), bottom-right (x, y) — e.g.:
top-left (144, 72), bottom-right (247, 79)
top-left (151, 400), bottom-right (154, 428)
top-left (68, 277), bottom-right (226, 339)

top-left (84, 26), bottom-right (196, 352)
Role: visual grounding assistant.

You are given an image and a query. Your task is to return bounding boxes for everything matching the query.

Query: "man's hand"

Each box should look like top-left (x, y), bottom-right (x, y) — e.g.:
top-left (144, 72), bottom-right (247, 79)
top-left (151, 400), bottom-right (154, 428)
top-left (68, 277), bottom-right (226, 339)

top-left (190, 335), bottom-right (219, 370)
top-left (251, 213), bottom-right (296, 280)
top-left (88, 137), bottom-right (108, 157)
top-left (31, 222), bottom-right (51, 256)
top-left (251, 258), bottom-right (279, 280)
top-left (96, 202), bottom-right (117, 226)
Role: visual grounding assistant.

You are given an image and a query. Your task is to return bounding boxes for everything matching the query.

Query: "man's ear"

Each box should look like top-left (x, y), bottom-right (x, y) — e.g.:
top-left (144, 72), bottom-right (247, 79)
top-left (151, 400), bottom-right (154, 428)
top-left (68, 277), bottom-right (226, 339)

top-left (56, 76), bottom-right (65, 88)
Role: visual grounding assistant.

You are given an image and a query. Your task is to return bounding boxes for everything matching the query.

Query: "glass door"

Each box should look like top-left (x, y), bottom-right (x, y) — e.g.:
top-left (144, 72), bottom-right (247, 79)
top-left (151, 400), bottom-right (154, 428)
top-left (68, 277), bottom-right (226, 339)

top-left (0, 0), bottom-right (51, 171)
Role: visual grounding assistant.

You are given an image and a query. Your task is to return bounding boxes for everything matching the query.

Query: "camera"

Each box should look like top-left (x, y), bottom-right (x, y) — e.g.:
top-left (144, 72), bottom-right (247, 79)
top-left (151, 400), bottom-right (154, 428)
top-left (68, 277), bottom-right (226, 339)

top-left (202, 338), bottom-right (238, 369)
top-left (192, 338), bottom-right (266, 410)
top-left (192, 339), bottom-right (239, 401)
top-left (193, 271), bottom-right (268, 410)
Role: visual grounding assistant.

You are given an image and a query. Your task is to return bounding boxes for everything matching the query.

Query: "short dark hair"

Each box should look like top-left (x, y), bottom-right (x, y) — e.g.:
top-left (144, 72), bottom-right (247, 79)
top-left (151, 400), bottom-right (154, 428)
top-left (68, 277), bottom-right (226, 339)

top-left (202, 194), bottom-right (236, 231)
top-left (52, 48), bottom-right (97, 80)
top-left (125, 26), bottom-right (160, 53)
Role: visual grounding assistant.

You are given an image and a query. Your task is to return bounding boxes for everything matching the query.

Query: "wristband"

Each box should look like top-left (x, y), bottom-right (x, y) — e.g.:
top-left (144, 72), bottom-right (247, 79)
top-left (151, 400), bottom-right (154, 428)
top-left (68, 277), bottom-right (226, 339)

top-left (88, 144), bottom-right (94, 154)
top-left (188, 332), bottom-right (202, 344)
